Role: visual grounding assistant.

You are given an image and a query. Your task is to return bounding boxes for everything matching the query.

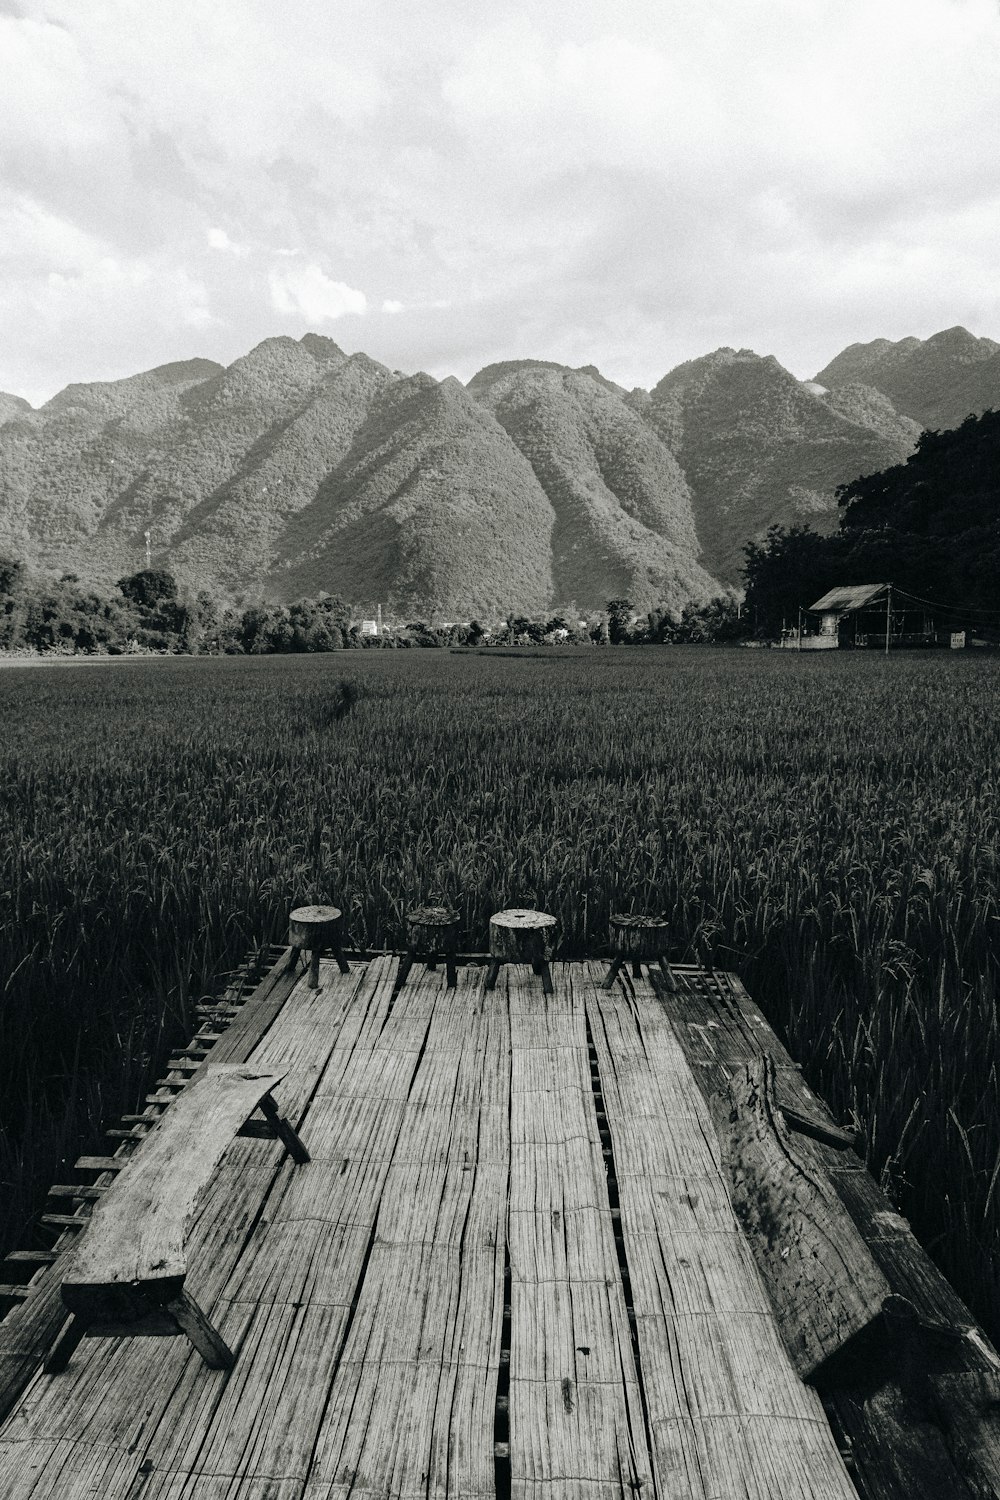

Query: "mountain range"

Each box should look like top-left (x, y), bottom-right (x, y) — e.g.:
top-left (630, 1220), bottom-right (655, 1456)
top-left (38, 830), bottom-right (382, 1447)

top-left (1, 325), bottom-right (997, 617)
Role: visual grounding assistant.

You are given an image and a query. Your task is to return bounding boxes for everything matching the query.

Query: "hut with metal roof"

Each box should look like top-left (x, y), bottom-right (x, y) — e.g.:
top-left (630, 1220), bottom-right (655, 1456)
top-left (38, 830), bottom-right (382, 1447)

top-left (807, 584), bottom-right (936, 649)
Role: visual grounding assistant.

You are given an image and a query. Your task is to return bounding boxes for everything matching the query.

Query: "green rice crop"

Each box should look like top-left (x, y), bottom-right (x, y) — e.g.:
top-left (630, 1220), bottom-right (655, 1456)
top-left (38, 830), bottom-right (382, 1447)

top-left (1, 648), bottom-right (999, 1339)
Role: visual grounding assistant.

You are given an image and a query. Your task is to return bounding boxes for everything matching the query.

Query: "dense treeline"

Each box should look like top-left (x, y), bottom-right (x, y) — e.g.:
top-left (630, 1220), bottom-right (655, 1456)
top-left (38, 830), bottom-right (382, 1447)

top-left (0, 554), bottom-right (743, 654)
top-left (743, 408), bottom-right (1000, 637)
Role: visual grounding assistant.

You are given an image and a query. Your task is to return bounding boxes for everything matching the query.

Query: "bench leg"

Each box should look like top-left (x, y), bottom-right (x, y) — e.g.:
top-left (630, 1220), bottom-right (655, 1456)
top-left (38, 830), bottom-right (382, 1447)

top-left (44, 1313), bottom-right (87, 1374)
top-left (260, 1093), bottom-right (310, 1165)
top-left (166, 1288), bottom-right (234, 1370)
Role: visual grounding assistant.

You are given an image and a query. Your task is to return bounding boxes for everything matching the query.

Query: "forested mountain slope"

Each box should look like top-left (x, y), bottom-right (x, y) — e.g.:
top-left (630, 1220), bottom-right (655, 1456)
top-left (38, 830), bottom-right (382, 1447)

top-left (0, 324), bottom-right (995, 611)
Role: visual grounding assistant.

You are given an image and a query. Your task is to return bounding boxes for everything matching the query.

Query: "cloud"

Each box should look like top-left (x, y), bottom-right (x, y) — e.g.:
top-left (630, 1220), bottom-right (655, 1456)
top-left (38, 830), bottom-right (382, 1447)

top-left (268, 263), bottom-right (367, 322)
top-left (207, 227), bottom-right (246, 255)
top-left (1, 0), bottom-right (1000, 402)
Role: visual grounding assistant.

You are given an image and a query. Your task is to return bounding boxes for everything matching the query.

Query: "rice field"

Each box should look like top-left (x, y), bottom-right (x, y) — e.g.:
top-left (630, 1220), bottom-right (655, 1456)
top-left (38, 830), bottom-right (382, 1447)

top-left (2, 647), bottom-right (999, 1340)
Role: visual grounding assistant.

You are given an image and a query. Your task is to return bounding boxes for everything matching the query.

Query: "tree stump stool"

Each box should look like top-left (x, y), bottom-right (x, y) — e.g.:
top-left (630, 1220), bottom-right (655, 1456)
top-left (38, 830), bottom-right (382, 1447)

top-left (289, 904), bottom-right (350, 989)
top-left (602, 914), bottom-right (675, 990)
top-left (485, 909), bottom-right (559, 995)
top-left (394, 905), bottom-right (461, 993)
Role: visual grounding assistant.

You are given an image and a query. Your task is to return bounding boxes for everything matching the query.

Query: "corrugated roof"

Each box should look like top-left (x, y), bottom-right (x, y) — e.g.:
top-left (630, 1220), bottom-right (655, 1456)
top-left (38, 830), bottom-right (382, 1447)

top-left (810, 583), bottom-right (889, 613)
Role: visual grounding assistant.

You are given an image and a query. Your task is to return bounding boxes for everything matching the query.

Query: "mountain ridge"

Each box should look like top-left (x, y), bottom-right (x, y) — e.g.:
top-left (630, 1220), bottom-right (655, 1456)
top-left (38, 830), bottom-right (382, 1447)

top-left (1, 325), bottom-right (995, 612)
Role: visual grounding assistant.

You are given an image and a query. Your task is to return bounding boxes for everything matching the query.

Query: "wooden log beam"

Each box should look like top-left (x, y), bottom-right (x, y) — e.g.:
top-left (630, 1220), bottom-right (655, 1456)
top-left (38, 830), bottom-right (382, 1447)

top-left (710, 1054), bottom-right (891, 1382)
top-left (660, 965), bottom-right (1000, 1500)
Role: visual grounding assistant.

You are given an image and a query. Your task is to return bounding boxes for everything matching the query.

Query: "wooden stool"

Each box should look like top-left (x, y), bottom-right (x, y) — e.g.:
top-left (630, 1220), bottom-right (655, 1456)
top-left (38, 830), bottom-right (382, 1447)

top-left (485, 909), bottom-right (559, 995)
top-left (394, 905), bottom-right (461, 993)
top-left (602, 914), bottom-right (675, 990)
top-left (289, 904), bottom-right (350, 989)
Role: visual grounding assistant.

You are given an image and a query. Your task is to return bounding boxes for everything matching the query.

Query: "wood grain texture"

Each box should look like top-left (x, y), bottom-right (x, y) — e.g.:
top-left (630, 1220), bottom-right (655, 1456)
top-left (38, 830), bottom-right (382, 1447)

top-left (584, 965), bottom-right (857, 1500)
top-left (0, 957), bottom-right (898, 1498)
top-left (663, 964), bottom-right (1000, 1500)
top-left (0, 950), bottom-right (301, 1429)
top-left (710, 1054), bottom-right (891, 1381)
top-left (62, 1066), bottom-right (287, 1304)
top-left (505, 964), bottom-right (652, 1500)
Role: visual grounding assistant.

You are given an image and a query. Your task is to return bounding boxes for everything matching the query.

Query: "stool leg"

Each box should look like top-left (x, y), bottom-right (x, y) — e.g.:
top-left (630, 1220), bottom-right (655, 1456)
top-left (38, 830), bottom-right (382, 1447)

top-left (601, 957), bottom-right (623, 991)
top-left (426, 954), bottom-right (437, 971)
top-left (484, 959), bottom-right (502, 991)
top-left (531, 959), bottom-right (543, 975)
top-left (331, 943), bottom-right (351, 975)
top-left (538, 961), bottom-right (554, 996)
top-left (632, 960), bottom-right (643, 979)
top-left (287, 945), bottom-right (303, 973)
top-left (44, 1313), bottom-right (87, 1374)
top-left (657, 955), bottom-right (677, 992)
top-left (446, 955), bottom-right (458, 988)
top-left (308, 948), bottom-right (321, 989)
top-left (393, 950), bottom-right (415, 996)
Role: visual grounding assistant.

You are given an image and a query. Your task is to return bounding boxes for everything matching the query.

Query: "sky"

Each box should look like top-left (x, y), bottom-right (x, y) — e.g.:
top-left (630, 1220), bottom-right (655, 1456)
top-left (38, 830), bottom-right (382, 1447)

top-left (2, 0), bottom-right (1000, 407)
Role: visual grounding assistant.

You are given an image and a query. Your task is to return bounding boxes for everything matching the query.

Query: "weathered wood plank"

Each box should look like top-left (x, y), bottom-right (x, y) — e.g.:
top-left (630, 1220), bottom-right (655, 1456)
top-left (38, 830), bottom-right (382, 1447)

top-left (505, 965), bottom-right (654, 1499)
top-left (0, 960), bottom-right (382, 1497)
top-left (710, 1054), bottom-right (891, 1381)
top-left (661, 965), bottom-right (1000, 1500)
top-left (303, 968), bottom-right (510, 1499)
top-left (585, 965), bottom-right (857, 1499)
top-left (0, 948), bottom-right (303, 1428)
top-left (62, 1066), bottom-right (287, 1302)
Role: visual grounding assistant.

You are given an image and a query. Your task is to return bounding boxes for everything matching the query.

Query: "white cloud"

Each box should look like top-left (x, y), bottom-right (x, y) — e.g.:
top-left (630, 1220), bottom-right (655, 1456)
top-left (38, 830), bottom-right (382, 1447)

top-left (207, 227), bottom-right (246, 255)
top-left (268, 263), bottom-right (368, 322)
top-left (1, 0), bottom-right (1000, 401)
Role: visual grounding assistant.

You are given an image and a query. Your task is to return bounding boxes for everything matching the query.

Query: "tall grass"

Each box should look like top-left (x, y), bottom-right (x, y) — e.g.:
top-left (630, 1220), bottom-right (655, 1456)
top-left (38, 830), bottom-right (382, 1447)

top-left (1, 649), bottom-right (998, 1337)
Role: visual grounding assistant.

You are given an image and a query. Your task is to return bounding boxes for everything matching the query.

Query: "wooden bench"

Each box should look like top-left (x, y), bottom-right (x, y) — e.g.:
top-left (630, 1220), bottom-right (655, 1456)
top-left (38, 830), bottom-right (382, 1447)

top-left (45, 1064), bottom-right (309, 1374)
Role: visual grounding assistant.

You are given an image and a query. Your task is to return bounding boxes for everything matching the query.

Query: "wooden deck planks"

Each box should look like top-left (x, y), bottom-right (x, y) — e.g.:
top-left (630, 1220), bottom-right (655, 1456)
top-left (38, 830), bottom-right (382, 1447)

top-left (0, 961), bottom-right (383, 1498)
top-left (506, 964), bottom-right (653, 1500)
top-left (582, 965), bottom-right (857, 1500)
top-left (301, 968), bottom-right (509, 1500)
top-left (0, 957), bottom-right (868, 1499)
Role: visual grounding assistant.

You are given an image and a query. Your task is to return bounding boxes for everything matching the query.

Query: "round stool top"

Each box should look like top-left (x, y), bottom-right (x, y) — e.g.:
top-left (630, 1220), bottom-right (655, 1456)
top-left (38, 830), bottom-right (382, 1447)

top-left (408, 904), bottom-right (460, 926)
top-left (289, 904), bottom-right (342, 925)
top-left (609, 913), bottom-right (669, 929)
top-left (490, 908), bottom-right (558, 930)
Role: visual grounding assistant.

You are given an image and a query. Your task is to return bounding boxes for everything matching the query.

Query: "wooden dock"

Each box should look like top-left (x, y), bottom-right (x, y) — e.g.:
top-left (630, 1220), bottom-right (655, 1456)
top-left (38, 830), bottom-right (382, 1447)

top-left (0, 953), bottom-right (998, 1498)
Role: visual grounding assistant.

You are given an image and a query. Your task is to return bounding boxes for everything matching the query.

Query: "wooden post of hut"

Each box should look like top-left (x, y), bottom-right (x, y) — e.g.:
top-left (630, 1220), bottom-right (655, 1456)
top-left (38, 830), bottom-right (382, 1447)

top-left (602, 914), bottom-right (675, 990)
top-left (288, 904), bottom-right (350, 989)
top-left (485, 909), bottom-right (559, 995)
top-left (394, 905), bottom-right (461, 993)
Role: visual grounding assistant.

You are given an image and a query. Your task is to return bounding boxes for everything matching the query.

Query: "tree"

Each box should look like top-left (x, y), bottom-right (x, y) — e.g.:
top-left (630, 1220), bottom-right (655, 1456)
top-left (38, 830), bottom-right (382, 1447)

top-left (117, 569), bottom-right (179, 610)
top-left (606, 598), bottom-right (634, 644)
top-left (742, 526), bottom-right (844, 639)
top-left (0, 555), bottom-right (25, 597)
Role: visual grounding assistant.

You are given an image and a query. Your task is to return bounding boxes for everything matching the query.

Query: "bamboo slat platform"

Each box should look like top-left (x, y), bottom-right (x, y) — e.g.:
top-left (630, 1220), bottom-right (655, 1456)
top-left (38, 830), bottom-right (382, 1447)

top-left (0, 953), bottom-right (997, 1498)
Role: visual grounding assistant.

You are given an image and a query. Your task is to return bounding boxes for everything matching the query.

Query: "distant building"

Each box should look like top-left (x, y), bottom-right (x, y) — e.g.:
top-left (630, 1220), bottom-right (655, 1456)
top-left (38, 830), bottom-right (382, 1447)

top-left (359, 619), bottom-right (378, 637)
top-left (795, 584), bottom-right (937, 650)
